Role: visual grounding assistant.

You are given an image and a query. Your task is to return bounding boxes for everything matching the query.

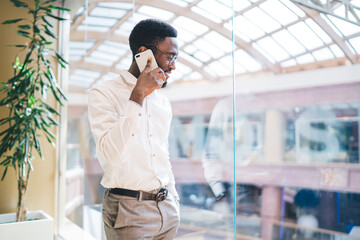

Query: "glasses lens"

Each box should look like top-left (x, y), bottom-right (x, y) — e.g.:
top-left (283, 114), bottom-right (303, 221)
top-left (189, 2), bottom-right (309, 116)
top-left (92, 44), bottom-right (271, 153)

top-left (169, 55), bottom-right (178, 65)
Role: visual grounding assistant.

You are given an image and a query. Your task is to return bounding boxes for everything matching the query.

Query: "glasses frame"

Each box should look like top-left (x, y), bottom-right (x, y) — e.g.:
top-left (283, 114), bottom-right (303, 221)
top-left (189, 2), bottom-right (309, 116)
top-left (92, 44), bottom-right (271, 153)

top-left (147, 45), bottom-right (179, 65)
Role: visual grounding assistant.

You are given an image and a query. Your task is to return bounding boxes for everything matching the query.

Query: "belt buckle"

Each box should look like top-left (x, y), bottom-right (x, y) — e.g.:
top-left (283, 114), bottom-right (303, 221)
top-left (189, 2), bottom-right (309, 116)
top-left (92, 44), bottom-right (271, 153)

top-left (156, 188), bottom-right (168, 202)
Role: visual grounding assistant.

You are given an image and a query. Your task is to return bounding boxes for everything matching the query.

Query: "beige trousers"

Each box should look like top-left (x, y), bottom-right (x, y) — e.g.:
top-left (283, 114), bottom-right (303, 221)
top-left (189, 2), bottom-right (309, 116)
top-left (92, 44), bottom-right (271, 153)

top-left (102, 189), bottom-right (180, 240)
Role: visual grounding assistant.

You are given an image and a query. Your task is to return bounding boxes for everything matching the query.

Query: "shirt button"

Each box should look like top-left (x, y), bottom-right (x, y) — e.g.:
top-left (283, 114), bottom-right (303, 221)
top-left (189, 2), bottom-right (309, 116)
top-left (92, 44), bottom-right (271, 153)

top-left (149, 114), bottom-right (151, 118)
top-left (132, 134), bottom-right (135, 136)
top-left (138, 113), bottom-right (141, 116)
top-left (149, 134), bottom-right (152, 137)
top-left (152, 154), bottom-right (155, 157)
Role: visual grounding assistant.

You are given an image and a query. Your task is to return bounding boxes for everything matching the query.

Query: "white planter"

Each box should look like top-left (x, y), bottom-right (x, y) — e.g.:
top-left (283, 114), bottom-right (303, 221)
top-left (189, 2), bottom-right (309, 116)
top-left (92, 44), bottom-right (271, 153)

top-left (0, 210), bottom-right (54, 240)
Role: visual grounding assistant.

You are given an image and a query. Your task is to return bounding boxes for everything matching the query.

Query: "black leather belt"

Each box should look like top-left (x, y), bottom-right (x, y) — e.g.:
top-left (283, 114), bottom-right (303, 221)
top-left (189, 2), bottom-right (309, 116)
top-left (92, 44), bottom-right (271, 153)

top-left (109, 187), bottom-right (168, 202)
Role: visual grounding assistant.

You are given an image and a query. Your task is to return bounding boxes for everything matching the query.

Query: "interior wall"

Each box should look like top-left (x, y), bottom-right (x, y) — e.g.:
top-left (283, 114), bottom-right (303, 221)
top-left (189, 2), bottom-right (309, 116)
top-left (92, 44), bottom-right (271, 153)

top-left (0, 0), bottom-right (59, 218)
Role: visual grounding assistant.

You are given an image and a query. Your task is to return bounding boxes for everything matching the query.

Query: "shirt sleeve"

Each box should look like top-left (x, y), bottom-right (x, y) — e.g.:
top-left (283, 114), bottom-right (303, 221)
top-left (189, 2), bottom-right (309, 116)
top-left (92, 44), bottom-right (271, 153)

top-left (88, 87), bottom-right (144, 166)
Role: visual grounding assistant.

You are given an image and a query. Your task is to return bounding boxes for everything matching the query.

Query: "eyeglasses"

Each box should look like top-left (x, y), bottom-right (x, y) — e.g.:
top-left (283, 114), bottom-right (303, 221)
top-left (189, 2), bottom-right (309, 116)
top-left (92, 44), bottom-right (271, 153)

top-left (148, 46), bottom-right (179, 65)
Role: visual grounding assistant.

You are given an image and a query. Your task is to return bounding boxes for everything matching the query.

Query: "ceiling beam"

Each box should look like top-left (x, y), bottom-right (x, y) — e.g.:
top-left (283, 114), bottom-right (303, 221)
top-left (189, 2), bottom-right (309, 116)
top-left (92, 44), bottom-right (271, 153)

top-left (291, 0), bottom-right (360, 26)
top-left (297, 4), bottom-right (358, 64)
top-left (71, 3), bottom-right (97, 31)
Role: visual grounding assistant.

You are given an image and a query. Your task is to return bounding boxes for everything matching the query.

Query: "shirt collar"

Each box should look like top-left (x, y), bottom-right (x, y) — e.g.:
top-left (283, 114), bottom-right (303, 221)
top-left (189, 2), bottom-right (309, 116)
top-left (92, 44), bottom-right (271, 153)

top-left (120, 70), bottom-right (137, 86)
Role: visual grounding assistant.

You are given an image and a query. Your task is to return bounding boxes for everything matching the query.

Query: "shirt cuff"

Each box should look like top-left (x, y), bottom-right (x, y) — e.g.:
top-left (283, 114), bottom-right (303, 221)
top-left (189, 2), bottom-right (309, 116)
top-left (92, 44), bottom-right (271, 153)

top-left (210, 181), bottom-right (226, 198)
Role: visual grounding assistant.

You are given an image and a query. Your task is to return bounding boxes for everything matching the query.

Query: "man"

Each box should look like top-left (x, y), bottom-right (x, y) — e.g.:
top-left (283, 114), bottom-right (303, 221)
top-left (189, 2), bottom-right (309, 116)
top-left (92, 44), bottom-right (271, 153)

top-left (88, 19), bottom-right (180, 240)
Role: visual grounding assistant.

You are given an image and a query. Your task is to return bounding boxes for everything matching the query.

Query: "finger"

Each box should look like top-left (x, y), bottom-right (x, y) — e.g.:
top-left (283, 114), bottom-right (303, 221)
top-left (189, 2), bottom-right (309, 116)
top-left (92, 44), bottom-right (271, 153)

top-left (155, 72), bottom-right (166, 82)
top-left (151, 67), bottom-right (163, 74)
top-left (144, 57), bottom-right (152, 70)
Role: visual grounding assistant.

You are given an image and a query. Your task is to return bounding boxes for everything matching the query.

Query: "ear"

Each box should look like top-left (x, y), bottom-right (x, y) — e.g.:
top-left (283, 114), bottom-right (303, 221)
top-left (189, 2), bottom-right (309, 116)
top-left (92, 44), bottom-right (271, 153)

top-left (137, 46), bottom-right (147, 53)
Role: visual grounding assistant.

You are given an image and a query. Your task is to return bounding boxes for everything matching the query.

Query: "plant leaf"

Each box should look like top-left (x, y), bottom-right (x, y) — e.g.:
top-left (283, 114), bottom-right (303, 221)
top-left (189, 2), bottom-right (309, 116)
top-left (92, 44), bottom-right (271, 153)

top-left (34, 25), bottom-right (40, 33)
top-left (49, 5), bottom-right (70, 11)
top-left (47, 13), bottom-right (67, 21)
top-left (1, 167), bottom-right (8, 181)
top-left (17, 30), bottom-right (32, 39)
top-left (2, 19), bottom-right (23, 24)
top-left (41, 16), bottom-right (53, 28)
top-left (10, 0), bottom-right (28, 8)
top-left (41, 0), bottom-right (57, 6)
top-left (44, 127), bottom-right (55, 140)
top-left (55, 51), bottom-right (68, 64)
top-left (18, 24), bottom-right (30, 30)
top-left (44, 25), bottom-right (56, 39)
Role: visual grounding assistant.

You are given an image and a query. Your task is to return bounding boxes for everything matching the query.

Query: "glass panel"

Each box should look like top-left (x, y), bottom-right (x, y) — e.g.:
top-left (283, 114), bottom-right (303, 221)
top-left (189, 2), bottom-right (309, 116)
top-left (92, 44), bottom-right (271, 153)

top-left (195, 0), bottom-right (233, 20)
top-left (329, 44), bottom-right (345, 58)
top-left (244, 7), bottom-right (282, 33)
top-left (253, 42), bottom-right (277, 64)
top-left (348, 36), bottom-right (360, 54)
top-left (260, 0), bottom-right (299, 25)
top-left (62, 1), bottom-right (360, 240)
top-left (234, 49), bottom-right (263, 71)
top-left (222, 0), bottom-right (252, 11)
top-left (324, 14), bottom-right (360, 37)
top-left (203, 31), bottom-right (233, 53)
top-left (233, 81), bottom-right (360, 239)
top-left (173, 16), bottom-right (209, 35)
top-left (312, 47), bottom-right (335, 61)
top-left (192, 38), bottom-right (225, 59)
top-left (233, 15), bottom-right (265, 40)
top-left (77, 25), bottom-right (110, 32)
top-left (97, 2), bottom-right (133, 9)
top-left (296, 53), bottom-right (315, 64)
top-left (164, 0), bottom-right (189, 7)
top-left (256, 36), bottom-right (291, 62)
top-left (272, 29), bottom-right (306, 56)
top-left (137, 6), bottom-right (175, 21)
top-left (193, 50), bottom-right (212, 62)
top-left (90, 7), bottom-right (127, 19)
top-left (305, 18), bottom-right (332, 44)
top-left (191, 6), bottom-right (222, 23)
top-left (281, 58), bottom-right (297, 67)
top-left (288, 22), bottom-right (324, 50)
top-left (82, 16), bottom-right (117, 27)
top-left (280, 0), bottom-right (306, 18)
top-left (181, 52), bottom-right (204, 67)
top-left (84, 56), bottom-right (114, 66)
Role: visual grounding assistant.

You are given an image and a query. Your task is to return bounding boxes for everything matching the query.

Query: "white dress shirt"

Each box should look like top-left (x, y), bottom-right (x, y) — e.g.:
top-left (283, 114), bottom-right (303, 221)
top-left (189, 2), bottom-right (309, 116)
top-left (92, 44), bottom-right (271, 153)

top-left (88, 70), bottom-right (178, 199)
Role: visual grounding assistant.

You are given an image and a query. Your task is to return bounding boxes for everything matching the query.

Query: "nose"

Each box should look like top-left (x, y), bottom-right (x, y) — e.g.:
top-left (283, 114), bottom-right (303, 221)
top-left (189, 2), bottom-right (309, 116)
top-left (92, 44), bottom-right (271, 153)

top-left (169, 61), bottom-right (176, 70)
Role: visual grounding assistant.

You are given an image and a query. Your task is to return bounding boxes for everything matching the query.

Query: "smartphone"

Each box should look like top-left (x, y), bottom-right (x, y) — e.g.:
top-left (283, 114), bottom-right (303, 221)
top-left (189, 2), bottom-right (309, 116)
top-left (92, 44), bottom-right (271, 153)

top-left (135, 49), bottom-right (158, 72)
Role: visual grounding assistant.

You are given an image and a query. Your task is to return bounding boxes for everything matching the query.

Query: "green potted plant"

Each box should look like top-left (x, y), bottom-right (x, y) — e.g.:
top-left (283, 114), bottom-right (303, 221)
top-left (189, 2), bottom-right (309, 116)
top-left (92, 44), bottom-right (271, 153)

top-left (0, 0), bottom-right (69, 234)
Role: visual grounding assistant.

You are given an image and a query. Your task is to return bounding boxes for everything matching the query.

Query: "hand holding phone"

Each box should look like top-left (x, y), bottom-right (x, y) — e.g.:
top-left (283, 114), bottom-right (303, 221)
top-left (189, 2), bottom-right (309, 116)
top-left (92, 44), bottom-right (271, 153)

top-left (135, 49), bottom-right (158, 72)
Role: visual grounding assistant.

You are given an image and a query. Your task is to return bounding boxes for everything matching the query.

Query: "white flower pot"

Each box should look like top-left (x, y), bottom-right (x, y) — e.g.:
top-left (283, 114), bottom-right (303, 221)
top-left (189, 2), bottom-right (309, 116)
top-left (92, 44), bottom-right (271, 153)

top-left (0, 210), bottom-right (54, 240)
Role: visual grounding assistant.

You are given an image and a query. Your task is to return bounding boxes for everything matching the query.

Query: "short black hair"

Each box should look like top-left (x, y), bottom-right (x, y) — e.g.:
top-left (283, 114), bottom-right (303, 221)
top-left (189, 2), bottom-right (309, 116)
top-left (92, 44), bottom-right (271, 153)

top-left (129, 19), bottom-right (177, 56)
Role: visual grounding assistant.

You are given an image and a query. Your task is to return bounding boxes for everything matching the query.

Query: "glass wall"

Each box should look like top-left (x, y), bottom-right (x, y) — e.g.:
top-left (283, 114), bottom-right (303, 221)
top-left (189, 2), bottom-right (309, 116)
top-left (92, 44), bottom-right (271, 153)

top-left (61, 0), bottom-right (360, 239)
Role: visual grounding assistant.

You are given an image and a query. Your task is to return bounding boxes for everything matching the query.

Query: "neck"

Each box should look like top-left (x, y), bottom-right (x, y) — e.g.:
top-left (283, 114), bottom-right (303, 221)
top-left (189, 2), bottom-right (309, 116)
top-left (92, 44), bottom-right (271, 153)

top-left (128, 61), bottom-right (140, 78)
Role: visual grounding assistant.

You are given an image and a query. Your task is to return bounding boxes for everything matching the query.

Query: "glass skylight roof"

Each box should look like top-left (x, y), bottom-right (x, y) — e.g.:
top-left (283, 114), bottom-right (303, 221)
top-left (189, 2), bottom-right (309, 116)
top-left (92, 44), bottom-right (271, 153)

top-left (272, 30), bottom-right (306, 56)
top-left (256, 36), bottom-right (290, 62)
top-left (288, 22), bottom-right (324, 50)
top-left (90, 7), bottom-right (127, 19)
top-left (259, 0), bottom-right (299, 25)
top-left (137, 6), bottom-right (175, 21)
top-left (324, 14), bottom-right (360, 37)
top-left (191, 6), bottom-right (222, 23)
top-left (195, 0), bottom-right (232, 20)
top-left (233, 15), bottom-right (265, 40)
top-left (173, 17), bottom-right (209, 35)
top-left (68, 0), bottom-right (360, 89)
top-left (244, 7), bottom-right (281, 33)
